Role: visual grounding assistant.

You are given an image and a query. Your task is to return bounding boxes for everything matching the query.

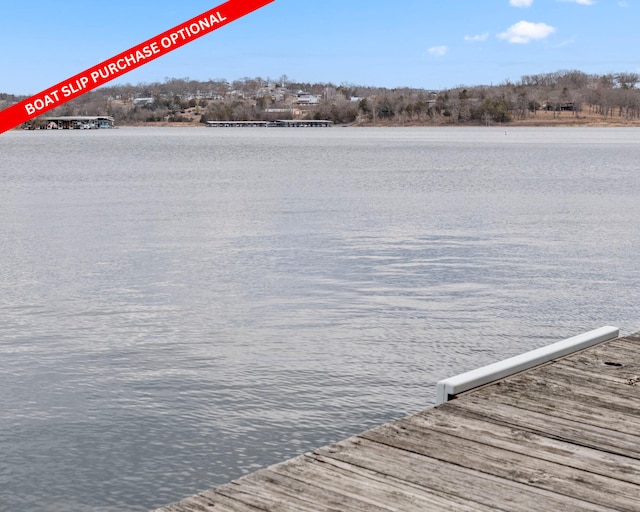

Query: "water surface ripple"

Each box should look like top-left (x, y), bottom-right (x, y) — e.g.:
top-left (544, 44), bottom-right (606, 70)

top-left (1, 127), bottom-right (640, 511)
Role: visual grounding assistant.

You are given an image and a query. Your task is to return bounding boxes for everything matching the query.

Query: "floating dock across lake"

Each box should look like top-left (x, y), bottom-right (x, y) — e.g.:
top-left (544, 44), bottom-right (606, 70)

top-left (39, 115), bottom-right (115, 129)
top-left (154, 326), bottom-right (640, 511)
top-left (205, 119), bottom-right (333, 128)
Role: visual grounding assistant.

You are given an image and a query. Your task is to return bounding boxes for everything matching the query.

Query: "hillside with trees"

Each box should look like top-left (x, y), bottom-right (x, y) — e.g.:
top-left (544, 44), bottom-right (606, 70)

top-left (6, 70), bottom-right (640, 128)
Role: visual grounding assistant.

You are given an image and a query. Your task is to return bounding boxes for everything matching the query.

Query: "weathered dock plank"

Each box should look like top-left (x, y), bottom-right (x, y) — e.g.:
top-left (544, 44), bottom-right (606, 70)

top-left (314, 438), bottom-right (610, 512)
top-left (450, 397), bottom-right (640, 466)
top-left (153, 330), bottom-right (640, 512)
top-left (434, 401), bottom-right (640, 482)
top-left (362, 421), bottom-right (640, 510)
top-left (269, 455), bottom-right (481, 512)
top-left (476, 372), bottom-right (640, 433)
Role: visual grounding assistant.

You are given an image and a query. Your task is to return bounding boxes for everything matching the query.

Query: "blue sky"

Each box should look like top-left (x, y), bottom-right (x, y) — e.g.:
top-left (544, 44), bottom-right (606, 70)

top-left (1, 0), bottom-right (638, 95)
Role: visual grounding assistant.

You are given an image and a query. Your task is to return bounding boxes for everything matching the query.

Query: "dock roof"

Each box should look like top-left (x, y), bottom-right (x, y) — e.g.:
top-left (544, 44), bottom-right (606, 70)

top-left (41, 116), bottom-right (114, 122)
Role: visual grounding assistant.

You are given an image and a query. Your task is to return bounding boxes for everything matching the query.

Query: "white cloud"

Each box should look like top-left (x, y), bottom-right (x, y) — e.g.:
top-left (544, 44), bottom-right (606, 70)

top-left (428, 46), bottom-right (448, 56)
top-left (618, 0), bottom-right (629, 6)
top-left (464, 32), bottom-right (490, 42)
top-left (557, 0), bottom-right (595, 4)
top-left (510, 0), bottom-right (534, 7)
top-left (498, 21), bottom-right (556, 43)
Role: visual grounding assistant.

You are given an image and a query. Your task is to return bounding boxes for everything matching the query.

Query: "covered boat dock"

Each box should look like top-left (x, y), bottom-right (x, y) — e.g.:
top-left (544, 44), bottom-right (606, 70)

top-left (205, 119), bottom-right (333, 128)
top-left (40, 115), bottom-right (115, 129)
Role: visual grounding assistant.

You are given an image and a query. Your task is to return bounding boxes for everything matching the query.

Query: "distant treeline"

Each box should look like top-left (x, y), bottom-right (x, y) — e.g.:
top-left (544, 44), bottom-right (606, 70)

top-left (5, 70), bottom-right (640, 126)
top-left (0, 93), bottom-right (26, 111)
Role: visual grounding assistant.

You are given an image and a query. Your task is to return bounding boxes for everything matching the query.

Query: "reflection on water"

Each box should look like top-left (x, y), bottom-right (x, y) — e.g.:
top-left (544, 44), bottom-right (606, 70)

top-left (1, 127), bottom-right (640, 510)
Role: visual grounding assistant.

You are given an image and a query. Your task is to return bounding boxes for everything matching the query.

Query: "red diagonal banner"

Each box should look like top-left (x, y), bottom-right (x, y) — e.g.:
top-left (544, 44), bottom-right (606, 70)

top-left (0, 0), bottom-right (274, 134)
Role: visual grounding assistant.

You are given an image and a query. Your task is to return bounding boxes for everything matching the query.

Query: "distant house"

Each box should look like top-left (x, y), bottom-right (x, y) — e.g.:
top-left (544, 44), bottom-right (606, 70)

top-left (177, 91), bottom-right (219, 101)
top-left (257, 86), bottom-right (276, 98)
top-left (264, 108), bottom-right (299, 115)
top-left (133, 97), bottom-right (155, 106)
top-left (295, 92), bottom-right (320, 105)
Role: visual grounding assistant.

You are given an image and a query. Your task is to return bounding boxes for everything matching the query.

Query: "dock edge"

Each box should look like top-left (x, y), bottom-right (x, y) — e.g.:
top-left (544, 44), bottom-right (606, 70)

top-left (435, 325), bottom-right (620, 405)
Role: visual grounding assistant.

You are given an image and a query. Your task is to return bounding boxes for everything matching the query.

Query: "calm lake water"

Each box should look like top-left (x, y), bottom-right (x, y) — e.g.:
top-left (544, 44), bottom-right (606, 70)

top-left (1, 126), bottom-right (640, 511)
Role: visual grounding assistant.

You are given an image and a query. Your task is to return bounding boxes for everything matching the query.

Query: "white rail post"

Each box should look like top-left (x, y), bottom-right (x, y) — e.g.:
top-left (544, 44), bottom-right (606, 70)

top-left (435, 326), bottom-right (620, 405)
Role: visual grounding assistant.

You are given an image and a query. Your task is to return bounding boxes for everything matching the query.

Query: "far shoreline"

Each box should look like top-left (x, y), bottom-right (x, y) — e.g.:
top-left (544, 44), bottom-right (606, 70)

top-left (13, 109), bottom-right (640, 131)
top-left (128, 110), bottom-right (640, 129)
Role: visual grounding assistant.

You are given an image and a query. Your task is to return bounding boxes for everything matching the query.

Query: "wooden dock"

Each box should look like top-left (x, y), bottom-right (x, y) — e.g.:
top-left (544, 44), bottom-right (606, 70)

top-left (154, 329), bottom-right (640, 511)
